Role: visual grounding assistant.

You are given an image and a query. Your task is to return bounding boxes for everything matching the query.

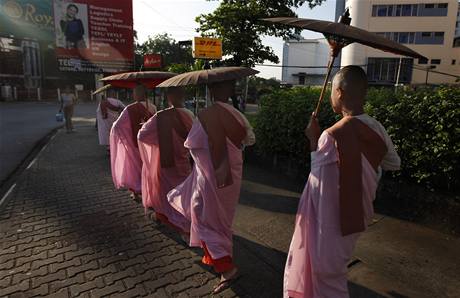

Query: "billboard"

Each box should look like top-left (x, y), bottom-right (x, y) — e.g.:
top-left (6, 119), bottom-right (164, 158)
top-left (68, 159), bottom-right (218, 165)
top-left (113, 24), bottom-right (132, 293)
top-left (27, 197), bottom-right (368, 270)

top-left (0, 0), bottom-right (134, 73)
top-left (53, 0), bottom-right (134, 73)
top-left (192, 37), bottom-right (222, 60)
top-left (143, 54), bottom-right (162, 68)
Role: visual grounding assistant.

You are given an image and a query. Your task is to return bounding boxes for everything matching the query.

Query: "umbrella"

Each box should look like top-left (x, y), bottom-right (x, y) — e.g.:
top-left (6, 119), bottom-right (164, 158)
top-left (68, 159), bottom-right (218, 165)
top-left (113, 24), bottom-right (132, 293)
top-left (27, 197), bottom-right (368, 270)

top-left (92, 84), bottom-right (112, 96)
top-left (100, 71), bottom-right (177, 89)
top-left (262, 9), bottom-right (426, 115)
top-left (156, 67), bottom-right (259, 88)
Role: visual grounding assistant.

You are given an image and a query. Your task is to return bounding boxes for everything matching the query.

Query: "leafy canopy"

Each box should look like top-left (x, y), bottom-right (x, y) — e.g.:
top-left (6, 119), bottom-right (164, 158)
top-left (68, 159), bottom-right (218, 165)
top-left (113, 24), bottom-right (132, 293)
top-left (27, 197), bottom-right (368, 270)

top-left (196, 0), bottom-right (324, 66)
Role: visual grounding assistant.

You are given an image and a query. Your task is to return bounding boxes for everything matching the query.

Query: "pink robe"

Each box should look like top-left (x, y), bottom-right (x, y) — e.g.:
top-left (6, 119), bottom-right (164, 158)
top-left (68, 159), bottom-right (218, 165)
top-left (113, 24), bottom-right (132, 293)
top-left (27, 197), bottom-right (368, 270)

top-left (110, 102), bottom-right (155, 194)
top-left (138, 108), bottom-right (194, 233)
top-left (284, 115), bottom-right (400, 298)
top-left (168, 104), bottom-right (250, 265)
top-left (96, 97), bottom-right (125, 146)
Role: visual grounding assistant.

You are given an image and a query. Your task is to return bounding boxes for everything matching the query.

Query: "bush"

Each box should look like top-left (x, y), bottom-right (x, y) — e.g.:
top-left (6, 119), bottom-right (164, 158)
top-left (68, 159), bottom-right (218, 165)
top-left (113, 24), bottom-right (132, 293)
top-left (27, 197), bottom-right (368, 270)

top-left (254, 85), bottom-right (460, 192)
top-left (366, 86), bottom-right (460, 191)
top-left (254, 87), bottom-right (337, 170)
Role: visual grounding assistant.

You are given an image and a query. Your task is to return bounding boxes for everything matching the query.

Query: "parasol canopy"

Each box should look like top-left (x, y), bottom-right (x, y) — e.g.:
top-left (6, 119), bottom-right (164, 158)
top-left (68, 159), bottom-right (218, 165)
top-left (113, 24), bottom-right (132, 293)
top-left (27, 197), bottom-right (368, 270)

top-left (157, 67), bottom-right (259, 88)
top-left (262, 17), bottom-right (425, 59)
top-left (262, 10), bottom-right (426, 115)
top-left (92, 84), bottom-right (112, 95)
top-left (100, 71), bottom-right (177, 89)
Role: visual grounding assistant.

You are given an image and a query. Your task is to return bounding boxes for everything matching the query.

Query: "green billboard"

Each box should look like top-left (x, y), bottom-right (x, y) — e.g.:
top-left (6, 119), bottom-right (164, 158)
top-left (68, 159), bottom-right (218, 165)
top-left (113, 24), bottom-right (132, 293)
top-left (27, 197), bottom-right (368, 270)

top-left (0, 0), bottom-right (54, 40)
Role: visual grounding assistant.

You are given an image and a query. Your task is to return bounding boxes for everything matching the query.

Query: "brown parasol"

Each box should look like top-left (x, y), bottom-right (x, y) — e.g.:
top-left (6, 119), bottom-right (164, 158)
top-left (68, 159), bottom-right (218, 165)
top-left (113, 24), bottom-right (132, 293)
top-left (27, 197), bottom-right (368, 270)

top-left (156, 67), bottom-right (259, 87)
top-left (100, 71), bottom-right (177, 89)
top-left (262, 9), bottom-right (426, 115)
top-left (92, 84), bottom-right (112, 96)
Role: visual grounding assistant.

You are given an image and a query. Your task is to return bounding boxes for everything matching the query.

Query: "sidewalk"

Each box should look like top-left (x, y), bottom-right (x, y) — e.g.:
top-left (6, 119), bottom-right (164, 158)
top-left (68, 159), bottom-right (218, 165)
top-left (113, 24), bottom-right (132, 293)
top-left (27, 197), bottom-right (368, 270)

top-left (1, 119), bottom-right (459, 297)
top-left (0, 120), bottom-right (279, 297)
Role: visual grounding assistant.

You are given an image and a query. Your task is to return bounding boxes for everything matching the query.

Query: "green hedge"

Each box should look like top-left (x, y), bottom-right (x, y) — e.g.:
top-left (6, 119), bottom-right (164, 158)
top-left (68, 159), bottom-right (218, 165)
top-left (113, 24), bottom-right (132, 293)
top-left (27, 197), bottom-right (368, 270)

top-left (254, 86), bottom-right (460, 192)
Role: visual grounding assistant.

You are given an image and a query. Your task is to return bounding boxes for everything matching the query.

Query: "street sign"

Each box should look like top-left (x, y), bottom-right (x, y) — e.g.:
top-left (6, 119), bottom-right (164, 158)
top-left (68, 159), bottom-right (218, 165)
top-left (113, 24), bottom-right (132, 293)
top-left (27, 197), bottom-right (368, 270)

top-left (144, 54), bottom-right (162, 68)
top-left (193, 37), bottom-right (222, 60)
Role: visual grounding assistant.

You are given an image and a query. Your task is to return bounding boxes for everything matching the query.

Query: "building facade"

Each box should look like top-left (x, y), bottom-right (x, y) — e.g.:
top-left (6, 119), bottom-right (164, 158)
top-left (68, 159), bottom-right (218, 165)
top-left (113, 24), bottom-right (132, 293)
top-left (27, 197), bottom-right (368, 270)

top-left (340, 0), bottom-right (460, 85)
top-left (281, 37), bottom-right (330, 85)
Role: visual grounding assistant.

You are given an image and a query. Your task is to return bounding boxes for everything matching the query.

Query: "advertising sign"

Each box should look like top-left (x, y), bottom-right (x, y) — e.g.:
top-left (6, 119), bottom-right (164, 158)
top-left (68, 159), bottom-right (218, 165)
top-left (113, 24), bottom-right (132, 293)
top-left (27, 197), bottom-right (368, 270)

top-left (192, 37), bottom-right (222, 60)
top-left (0, 0), bottom-right (55, 41)
top-left (144, 54), bottom-right (162, 68)
top-left (53, 0), bottom-right (134, 73)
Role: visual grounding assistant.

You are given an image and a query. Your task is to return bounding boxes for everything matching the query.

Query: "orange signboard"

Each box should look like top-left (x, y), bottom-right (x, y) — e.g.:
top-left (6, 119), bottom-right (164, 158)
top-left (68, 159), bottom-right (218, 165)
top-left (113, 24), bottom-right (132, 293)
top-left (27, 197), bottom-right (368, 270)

top-left (193, 37), bottom-right (222, 60)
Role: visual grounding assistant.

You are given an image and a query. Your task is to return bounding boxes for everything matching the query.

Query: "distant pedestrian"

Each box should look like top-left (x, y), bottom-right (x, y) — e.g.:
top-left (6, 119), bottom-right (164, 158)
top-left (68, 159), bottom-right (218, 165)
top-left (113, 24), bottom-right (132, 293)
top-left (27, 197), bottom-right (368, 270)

top-left (284, 66), bottom-right (401, 298)
top-left (60, 86), bottom-right (77, 133)
top-left (96, 90), bottom-right (125, 148)
top-left (110, 84), bottom-right (156, 201)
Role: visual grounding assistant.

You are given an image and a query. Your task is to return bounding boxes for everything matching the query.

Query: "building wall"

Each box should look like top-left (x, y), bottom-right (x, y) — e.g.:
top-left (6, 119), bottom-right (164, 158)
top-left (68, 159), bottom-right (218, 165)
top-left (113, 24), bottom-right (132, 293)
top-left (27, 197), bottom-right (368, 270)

top-left (281, 38), bottom-right (330, 85)
top-left (341, 0), bottom-right (460, 85)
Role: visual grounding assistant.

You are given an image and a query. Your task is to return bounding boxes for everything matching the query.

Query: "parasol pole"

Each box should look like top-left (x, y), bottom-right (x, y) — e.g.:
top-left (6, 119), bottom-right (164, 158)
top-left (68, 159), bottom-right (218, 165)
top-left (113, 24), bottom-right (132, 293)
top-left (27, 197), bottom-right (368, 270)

top-left (313, 45), bottom-right (341, 116)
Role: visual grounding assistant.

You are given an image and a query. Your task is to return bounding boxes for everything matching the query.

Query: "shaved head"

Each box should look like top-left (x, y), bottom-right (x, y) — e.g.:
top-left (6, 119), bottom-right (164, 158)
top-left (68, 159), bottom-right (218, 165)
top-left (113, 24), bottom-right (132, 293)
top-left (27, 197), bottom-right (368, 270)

top-left (208, 80), bottom-right (236, 103)
top-left (332, 66), bottom-right (368, 100)
top-left (133, 84), bottom-right (146, 101)
top-left (166, 86), bottom-right (186, 107)
top-left (330, 66), bottom-right (368, 115)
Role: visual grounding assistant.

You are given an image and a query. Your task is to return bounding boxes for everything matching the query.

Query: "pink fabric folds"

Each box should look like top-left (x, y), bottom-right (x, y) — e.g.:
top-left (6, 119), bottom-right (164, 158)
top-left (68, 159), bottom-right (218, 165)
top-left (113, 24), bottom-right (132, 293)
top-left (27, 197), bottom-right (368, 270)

top-left (97, 98), bottom-right (125, 146)
top-left (138, 108), bottom-right (193, 233)
top-left (109, 102), bottom-right (154, 194)
top-left (283, 132), bottom-right (380, 298)
top-left (167, 117), bottom-right (245, 260)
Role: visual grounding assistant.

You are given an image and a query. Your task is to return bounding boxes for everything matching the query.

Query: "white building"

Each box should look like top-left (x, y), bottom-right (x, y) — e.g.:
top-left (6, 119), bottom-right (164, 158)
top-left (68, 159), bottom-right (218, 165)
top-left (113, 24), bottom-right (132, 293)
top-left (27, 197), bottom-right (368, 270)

top-left (281, 37), bottom-right (330, 85)
top-left (340, 0), bottom-right (460, 85)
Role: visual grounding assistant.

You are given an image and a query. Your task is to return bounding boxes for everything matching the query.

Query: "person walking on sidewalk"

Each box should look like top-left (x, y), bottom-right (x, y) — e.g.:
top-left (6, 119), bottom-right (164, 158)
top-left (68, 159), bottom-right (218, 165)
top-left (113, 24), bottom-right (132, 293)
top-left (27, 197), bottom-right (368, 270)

top-left (284, 66), bottom-right (401, 298)
top-left (138, 86), bottom-right (194, 237)
top-left (60, 86), bottom-right (77, 133)
top-left (167, 80), bottom-right (255, 294)
top-left (96, 90), bottom-right (125, 148)
top-left (110, 84), bottom-right (156, 201)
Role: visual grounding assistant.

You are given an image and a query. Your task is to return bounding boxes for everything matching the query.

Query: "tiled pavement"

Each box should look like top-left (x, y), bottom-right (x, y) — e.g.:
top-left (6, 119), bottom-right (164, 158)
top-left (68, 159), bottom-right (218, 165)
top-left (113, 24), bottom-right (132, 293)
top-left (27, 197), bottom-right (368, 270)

top-left (0, 122), bottom-right (281, 297)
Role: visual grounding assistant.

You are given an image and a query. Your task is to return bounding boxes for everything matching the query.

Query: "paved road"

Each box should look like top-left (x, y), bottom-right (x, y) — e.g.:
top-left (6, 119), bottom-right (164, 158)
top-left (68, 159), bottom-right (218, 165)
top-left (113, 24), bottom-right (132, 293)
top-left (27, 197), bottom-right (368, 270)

top-left (0, 101), bottom-right (97, 185)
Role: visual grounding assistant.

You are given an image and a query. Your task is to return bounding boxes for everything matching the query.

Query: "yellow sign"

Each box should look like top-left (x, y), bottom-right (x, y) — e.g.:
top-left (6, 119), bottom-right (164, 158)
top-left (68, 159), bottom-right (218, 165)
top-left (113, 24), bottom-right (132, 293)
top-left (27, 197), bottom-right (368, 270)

top-left (193, 37), bottom-right (222, 60)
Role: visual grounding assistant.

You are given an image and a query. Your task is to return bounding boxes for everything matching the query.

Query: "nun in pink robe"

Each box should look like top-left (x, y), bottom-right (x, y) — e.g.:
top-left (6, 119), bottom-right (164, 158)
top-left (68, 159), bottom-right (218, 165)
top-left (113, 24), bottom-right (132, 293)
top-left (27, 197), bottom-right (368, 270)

top-left (284, 66), bottom-right (400, 298)
top-left (167, 80), bottom-right (255, 293)
top-left (96, 92), bottom-right (125, 146)
top-left (137, 87), bottom-right (194, 234)
top-left (110, 85), bottom-right (156, 198)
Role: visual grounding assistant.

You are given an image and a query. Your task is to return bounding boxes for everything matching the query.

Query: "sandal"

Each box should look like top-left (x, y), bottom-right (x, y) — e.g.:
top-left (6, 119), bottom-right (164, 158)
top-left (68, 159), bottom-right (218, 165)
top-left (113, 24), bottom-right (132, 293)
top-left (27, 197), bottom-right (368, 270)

top-left (212, 271), bottom-right (241, 295)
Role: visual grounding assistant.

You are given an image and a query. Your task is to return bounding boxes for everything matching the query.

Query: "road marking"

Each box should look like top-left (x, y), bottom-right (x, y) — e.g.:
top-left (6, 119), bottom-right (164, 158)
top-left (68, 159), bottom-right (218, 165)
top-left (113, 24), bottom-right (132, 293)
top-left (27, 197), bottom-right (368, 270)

top-left (26, 132), bottom-right (57, 170)
top-left (0, 183), bottom-right (16, 206)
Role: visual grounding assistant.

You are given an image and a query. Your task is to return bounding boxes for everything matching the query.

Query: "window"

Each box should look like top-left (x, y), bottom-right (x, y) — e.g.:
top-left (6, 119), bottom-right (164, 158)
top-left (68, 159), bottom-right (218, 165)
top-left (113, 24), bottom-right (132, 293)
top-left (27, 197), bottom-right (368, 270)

top-left (412, 4), bottom-right (419, 16)
top-left (402, 4), bottom-right (412, 16)
top-left (395, 5), bottom-right (402, 16)
top-left (399, 32), bottom-right (409, 43)
top-left (431, 59), bottom-right (441, 65)
top-left (437, 3), bottom-right (448, 9)
top-left (299, 76), bottom-right (305, 85)
top-left (367, 57), bottom-right (413, 84)
top-left (425, 4), bottom-right (435, 9)
top-left (377, 5), bottom-right (388, 16)
top-left (452, 60), bottom-right (456, 65)
top-left (409, 32), bottom-right (415, 44)
top-left (422, 32), bottom-right (432, 37)
top-left (418, 58), bottom-right (428, 64)
top-left (434, 32), bottom-right (444, 37)
top-left (387, 5), bottom-right (394, 16)
top-left (372, 5), bottom-right (378, 16)
top-left (392, 32), bottom-right (399, 42)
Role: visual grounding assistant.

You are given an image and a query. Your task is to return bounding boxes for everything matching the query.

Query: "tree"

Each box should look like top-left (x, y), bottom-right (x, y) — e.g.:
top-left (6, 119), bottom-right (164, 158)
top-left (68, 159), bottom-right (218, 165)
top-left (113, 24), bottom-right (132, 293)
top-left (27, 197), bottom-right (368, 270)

top-left (134, 33), bottom-right (194, 70)
top-left (196, 0), bottom-right (324, 67)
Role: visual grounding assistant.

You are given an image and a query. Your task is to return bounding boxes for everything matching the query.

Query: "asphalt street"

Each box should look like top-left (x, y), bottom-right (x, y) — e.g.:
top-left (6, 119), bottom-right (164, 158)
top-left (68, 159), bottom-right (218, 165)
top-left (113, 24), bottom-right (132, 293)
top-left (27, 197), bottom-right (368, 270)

top-left (0, 101), bottom-right (97, 185)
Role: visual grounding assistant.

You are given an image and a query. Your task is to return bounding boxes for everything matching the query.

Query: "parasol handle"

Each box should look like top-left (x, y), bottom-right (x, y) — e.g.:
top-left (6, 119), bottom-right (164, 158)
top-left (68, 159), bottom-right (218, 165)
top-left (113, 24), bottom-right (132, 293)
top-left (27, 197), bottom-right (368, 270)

top-left (314, 54), bottom-right (336, 116)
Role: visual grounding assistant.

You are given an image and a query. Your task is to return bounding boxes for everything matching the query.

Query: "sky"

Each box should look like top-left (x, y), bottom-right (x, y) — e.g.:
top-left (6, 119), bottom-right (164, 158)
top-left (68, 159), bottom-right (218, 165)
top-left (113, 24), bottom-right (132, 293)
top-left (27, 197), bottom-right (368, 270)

top-left (132, 0), bottom-right (337, 79)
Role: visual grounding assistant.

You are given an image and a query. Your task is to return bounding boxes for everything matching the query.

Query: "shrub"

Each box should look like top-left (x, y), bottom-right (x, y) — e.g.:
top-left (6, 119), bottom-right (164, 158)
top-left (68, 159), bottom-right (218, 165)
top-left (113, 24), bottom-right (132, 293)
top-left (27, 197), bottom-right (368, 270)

top-left (254, 85), bottom-right (460, 192)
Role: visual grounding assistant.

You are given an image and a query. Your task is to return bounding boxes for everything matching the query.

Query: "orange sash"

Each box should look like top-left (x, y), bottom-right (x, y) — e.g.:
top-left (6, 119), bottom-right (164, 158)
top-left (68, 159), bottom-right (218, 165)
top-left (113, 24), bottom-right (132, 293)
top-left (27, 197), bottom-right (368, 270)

top-left (157, 108), bottom-right (193, 168)
top-left (198, 104), bottom-right (246, 188)
top-left (326, 116), bottom-right (387, 236)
